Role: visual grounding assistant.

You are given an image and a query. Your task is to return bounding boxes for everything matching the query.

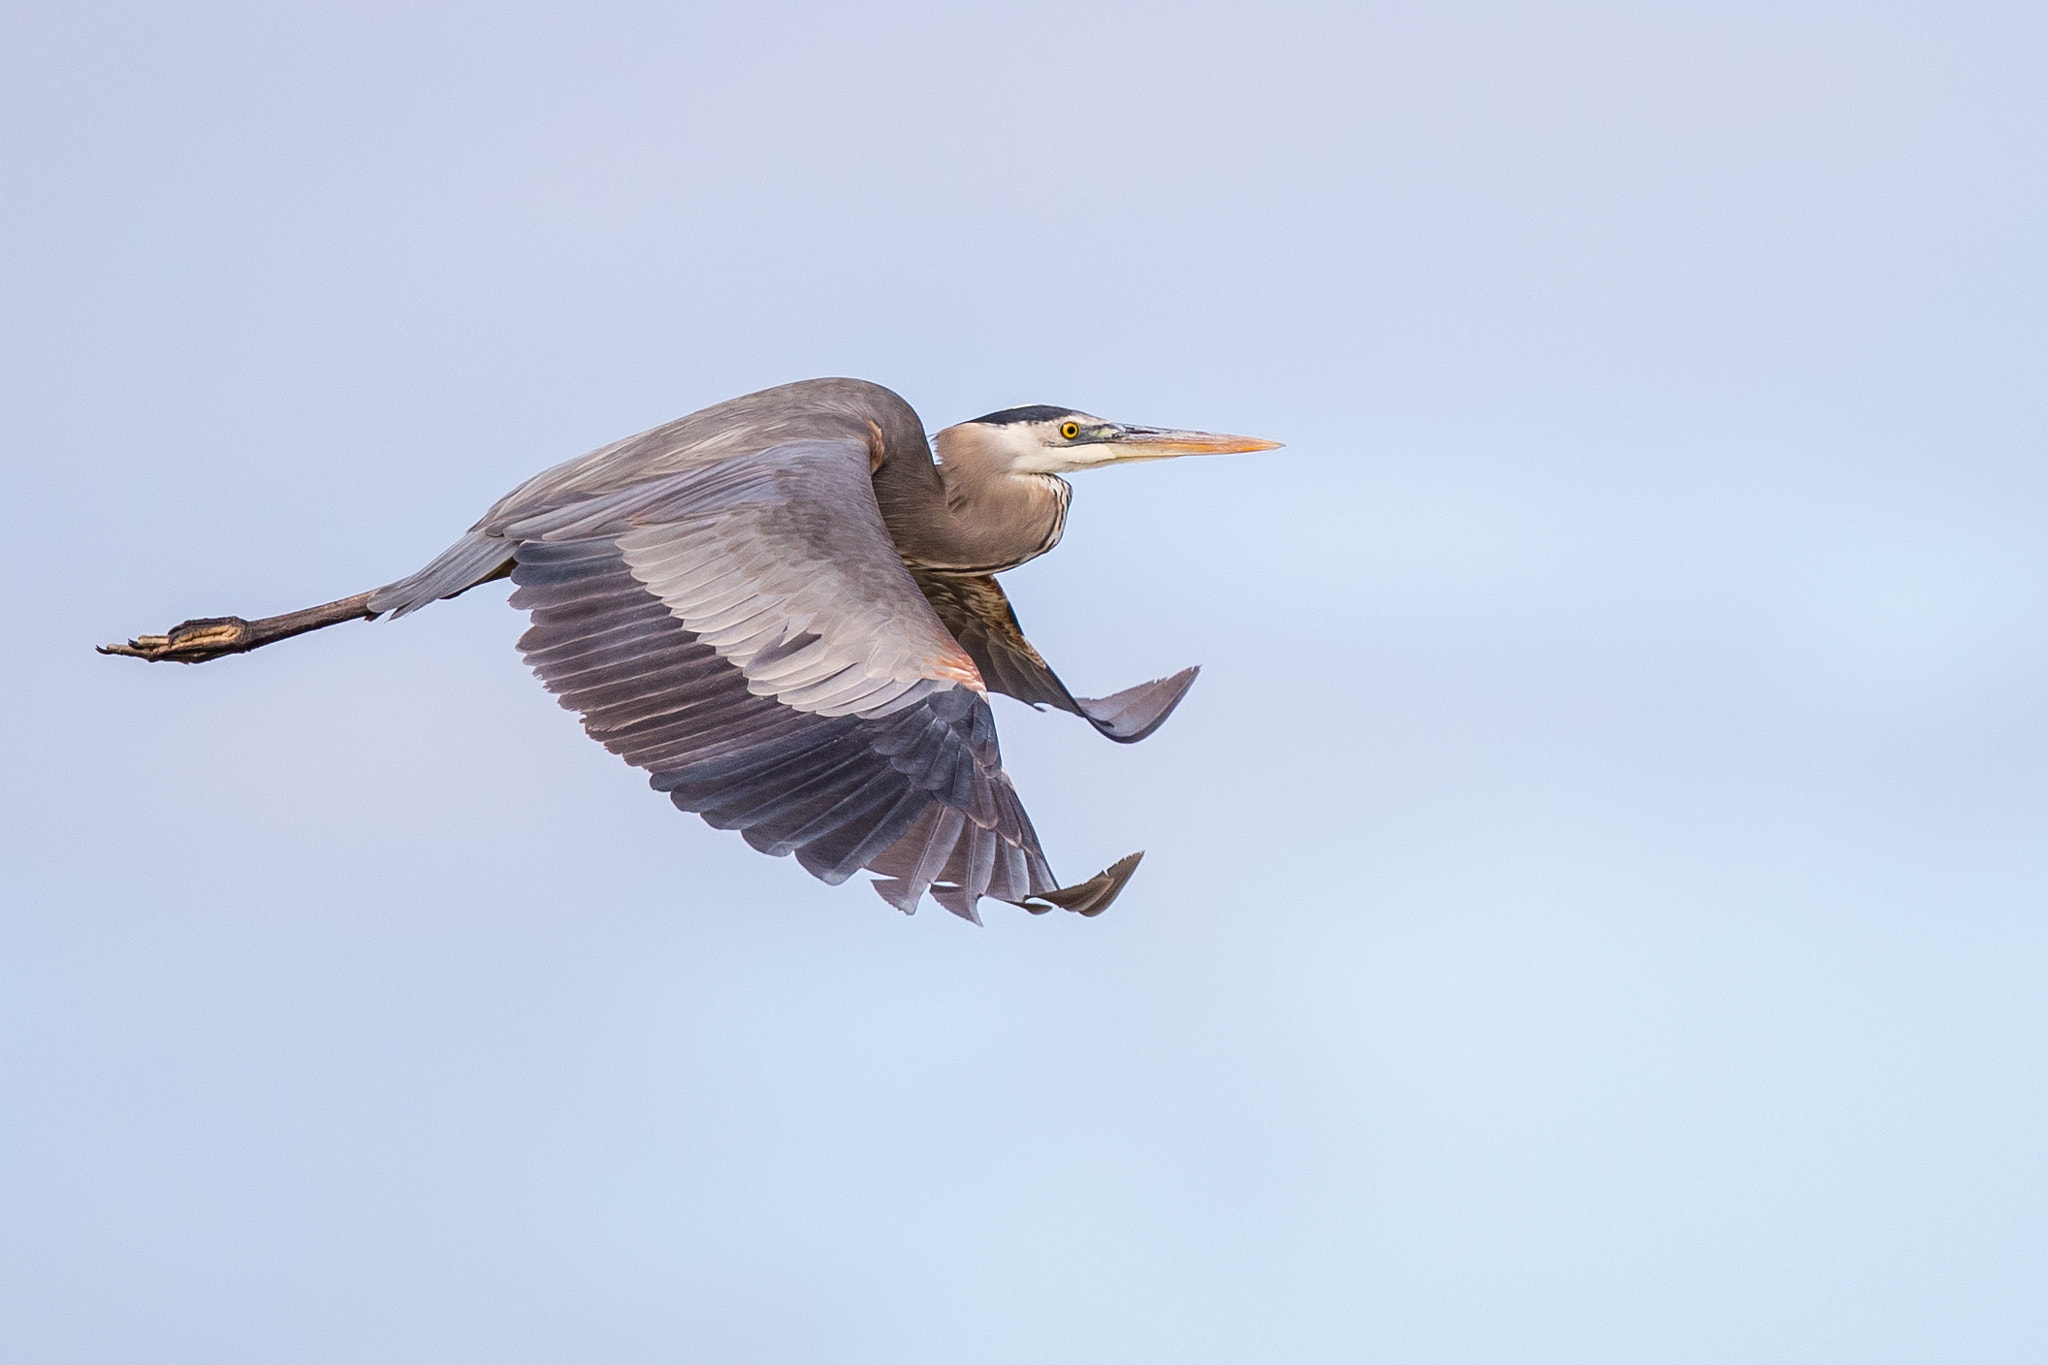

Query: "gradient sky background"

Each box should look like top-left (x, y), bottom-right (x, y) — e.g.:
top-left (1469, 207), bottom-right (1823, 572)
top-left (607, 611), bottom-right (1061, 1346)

top-left (4, 2), bottom-right (2045, 1361)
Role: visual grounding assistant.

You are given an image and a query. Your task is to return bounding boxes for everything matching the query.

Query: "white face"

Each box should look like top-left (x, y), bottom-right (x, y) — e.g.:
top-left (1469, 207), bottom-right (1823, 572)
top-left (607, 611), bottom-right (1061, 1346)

top-left (935, 413), bottom-right (1284, 478)
top-left (971, 415), bottom-right (1128, 476)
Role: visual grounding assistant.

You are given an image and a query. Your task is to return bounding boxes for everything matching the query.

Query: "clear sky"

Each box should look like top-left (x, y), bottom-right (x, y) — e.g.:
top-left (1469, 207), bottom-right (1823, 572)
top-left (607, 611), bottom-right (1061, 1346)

top-left (4, 2), bottom-right (2045, 1361)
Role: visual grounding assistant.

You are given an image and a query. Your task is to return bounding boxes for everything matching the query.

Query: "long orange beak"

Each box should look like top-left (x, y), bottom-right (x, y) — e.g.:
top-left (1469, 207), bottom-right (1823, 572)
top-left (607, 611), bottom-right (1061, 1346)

top-left (1112, 426), bottom-right (1285, 459)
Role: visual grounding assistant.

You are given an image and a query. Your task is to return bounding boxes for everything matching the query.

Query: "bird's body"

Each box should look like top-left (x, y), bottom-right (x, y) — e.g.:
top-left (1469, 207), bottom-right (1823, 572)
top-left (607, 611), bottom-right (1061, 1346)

top-left (105, 378), bottom-right (1279, 923)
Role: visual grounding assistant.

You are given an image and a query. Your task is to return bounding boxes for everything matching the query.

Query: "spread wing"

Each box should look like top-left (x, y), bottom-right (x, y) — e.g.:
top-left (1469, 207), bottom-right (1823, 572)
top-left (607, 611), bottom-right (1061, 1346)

top-left (496, 437), bottom-right (1139, 922)
top-left (908, 570), bottom-right (1199, 744)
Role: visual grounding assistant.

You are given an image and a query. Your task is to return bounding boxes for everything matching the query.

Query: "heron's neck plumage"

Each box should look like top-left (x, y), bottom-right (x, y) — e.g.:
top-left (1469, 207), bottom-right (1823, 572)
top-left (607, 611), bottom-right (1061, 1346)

top-left (877, 425), bottom-right (1070, 576)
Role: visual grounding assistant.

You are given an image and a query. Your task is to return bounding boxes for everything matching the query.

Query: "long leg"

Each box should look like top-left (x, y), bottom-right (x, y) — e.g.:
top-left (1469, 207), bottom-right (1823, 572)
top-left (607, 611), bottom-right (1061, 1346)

top-left (99, 592), bottom-right (378, 664)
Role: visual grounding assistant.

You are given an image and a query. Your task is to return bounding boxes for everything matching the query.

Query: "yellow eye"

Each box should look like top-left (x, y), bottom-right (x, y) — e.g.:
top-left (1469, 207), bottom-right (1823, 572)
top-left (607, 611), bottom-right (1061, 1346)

top-left (1060, 422), bottom-right (1080, 440)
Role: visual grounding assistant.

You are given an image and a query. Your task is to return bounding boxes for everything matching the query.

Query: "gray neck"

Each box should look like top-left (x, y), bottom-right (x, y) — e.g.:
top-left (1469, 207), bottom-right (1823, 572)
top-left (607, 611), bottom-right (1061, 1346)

top-left (877, 425), bottom-right (1071, 576)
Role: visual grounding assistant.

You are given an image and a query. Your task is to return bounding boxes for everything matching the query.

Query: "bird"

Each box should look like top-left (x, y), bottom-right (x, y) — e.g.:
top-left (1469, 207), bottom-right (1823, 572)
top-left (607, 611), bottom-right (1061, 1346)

top-left (102, 378), bottom-right (1281, 923)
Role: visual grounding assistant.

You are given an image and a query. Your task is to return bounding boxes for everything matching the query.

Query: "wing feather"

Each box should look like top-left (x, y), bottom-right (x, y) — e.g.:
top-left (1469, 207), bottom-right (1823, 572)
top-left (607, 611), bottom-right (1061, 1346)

top-left (908, 570), bottom-right (1200, 743)
top-left (500, 436), bottom-right (1129, 919)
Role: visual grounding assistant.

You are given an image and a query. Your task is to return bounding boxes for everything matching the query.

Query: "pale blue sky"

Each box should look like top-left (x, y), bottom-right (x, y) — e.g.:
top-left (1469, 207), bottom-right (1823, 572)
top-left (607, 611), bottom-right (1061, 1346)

top-left (4, 3), bottom-right (2045, 1361)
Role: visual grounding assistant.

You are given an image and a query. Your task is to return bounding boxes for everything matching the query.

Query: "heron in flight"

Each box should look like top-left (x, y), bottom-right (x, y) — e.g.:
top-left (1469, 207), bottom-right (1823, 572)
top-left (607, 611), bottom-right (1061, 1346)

top-left (104, 379), bottom-right (1280, 923)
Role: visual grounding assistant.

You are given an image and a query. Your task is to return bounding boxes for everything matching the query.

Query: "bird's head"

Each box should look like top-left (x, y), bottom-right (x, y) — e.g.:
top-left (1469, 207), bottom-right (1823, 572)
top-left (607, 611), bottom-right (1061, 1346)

top-left (935, 405), bottom-right (1282, 476)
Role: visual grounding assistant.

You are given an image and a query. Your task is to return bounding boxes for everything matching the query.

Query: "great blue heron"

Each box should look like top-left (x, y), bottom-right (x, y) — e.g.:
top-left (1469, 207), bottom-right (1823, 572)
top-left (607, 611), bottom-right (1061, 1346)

top-left (103, 378), bottom-right (1280, 922)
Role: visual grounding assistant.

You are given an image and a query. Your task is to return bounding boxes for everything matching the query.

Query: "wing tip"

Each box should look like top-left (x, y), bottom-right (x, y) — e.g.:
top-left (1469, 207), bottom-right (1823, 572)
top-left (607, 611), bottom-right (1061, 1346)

top-left (871, 877), bottom-right (920, 915)
top-left (1075, 667), bottom-right (1200, 744)
top-left (1021, 851), bottom-right (1145, 918)
top-left (868, 850), bottom-right (1144, 923)
top-left (930, 882), bottom-right (986, 924)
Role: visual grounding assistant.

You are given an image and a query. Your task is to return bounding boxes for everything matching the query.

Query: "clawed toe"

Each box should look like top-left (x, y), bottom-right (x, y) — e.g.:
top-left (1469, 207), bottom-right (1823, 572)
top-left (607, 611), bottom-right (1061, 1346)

top-left (98, 616), bottom-right (254, 663)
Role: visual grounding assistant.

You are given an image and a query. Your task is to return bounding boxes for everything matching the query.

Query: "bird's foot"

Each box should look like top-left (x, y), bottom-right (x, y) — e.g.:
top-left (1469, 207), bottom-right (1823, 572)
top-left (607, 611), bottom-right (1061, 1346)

top-left (98, 616), bottom-right (256, 663)
top-left (99, 592), bottom-right (379, 665)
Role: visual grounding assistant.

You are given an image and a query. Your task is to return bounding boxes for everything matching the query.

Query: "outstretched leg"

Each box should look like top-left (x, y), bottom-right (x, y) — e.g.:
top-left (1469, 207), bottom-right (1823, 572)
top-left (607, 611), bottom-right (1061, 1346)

top-left (99, 591), bottom-right (378, 664)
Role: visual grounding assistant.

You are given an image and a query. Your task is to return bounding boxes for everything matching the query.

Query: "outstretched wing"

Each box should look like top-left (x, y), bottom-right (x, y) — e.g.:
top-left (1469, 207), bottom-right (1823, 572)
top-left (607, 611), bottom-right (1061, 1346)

top-left (908, 570), bottom-right (1199, 744)
top-left (497, 437), bottom-right (1139, 922)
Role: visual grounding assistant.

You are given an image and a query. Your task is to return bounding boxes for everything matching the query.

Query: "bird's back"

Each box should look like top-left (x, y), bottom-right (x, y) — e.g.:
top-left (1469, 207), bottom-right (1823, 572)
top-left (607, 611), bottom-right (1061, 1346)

top-left (371, 378), bottom-right (934, 617)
